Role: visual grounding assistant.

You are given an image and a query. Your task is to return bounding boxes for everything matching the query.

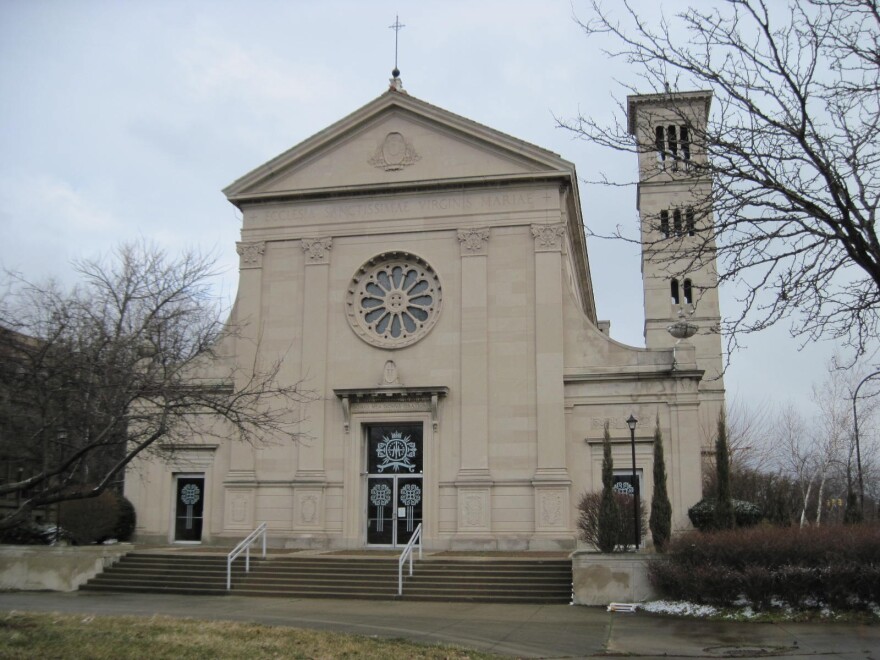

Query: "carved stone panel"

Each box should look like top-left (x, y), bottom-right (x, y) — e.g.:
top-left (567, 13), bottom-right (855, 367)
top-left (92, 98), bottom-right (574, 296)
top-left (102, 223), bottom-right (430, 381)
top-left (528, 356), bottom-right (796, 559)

top-left (224, 487), bottom-right (254, 531)
top-left (457, 487), bottom-right (491, 533)
top-left (534, 486), bottom-right (568, 532)
top-left (294, 488), bottom-right (323, 529)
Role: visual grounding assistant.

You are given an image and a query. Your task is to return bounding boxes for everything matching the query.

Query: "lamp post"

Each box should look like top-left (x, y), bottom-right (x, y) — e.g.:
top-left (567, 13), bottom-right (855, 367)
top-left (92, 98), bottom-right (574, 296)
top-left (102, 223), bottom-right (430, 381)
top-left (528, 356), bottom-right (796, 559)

top-left (852, 370), bottom-right (880, 513)
top-left (626, 414), bottom-right (640, 550)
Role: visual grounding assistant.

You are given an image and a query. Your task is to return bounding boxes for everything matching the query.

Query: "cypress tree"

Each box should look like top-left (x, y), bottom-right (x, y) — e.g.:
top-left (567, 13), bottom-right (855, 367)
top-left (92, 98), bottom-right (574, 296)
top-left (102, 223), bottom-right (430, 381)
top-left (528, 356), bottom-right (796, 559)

top-left (714, 410), bottom-right (736, 530)
top-left (649, 415), bottom-right (672, 551)
top-left (597, 421), bottom-right (619, 552)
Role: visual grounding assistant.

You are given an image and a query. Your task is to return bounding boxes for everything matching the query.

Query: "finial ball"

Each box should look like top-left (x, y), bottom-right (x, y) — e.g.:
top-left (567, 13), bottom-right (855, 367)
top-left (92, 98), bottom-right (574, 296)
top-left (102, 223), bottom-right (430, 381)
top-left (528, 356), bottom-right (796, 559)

top-left (392, 67), bottom-right (400, 79)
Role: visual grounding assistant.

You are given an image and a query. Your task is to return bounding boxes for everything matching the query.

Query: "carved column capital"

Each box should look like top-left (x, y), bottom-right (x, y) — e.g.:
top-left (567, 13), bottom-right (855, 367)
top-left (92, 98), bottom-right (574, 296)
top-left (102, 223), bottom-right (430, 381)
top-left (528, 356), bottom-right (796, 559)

top-left (531, 224), bottom-right (566, 252)
top-left (236, 241), bottom-right (265, 269)
top-left (457, 227), bottom-right (490, 256)
top-left (302, 237), bottom-right (332, 265)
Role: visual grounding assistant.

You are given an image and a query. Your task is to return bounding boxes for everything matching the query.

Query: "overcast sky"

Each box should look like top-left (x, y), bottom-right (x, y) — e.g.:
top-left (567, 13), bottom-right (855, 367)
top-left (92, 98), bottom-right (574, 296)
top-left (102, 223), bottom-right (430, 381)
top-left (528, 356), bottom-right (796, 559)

top-left (0, 0), bottom-right (867, 417)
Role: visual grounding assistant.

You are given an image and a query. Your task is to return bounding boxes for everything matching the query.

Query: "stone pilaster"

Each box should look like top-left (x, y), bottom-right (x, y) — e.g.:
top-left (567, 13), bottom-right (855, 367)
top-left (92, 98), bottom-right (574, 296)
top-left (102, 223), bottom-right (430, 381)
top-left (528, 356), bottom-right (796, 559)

top-left (226, 241), bottom-right (266, 486)
top-left (296, 238), bottom-right (332, 484)
top-left (530, 223), bottom-right (571, 548)
top-left (455, 228), bottom-right (492, 542)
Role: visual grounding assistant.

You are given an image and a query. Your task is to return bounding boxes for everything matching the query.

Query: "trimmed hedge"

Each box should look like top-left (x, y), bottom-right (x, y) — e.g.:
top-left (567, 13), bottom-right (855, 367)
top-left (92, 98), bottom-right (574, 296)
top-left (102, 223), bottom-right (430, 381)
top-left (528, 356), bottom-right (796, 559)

top-left (688, 497), bottom-right (762, 531)
top-left (649, 524), bottom-right (880, 609)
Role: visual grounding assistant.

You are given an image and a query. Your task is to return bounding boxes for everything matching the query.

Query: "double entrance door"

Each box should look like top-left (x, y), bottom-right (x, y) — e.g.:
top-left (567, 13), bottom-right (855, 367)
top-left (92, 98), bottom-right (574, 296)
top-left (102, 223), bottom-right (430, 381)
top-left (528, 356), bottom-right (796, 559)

top-left (365, 423), bottom-right (423, 547)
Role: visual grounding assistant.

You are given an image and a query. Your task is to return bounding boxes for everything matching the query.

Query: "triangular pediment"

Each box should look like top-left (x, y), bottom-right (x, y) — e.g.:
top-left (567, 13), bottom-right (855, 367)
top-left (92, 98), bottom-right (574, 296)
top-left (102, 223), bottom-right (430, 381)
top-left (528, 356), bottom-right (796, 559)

top-left (224, 90), bottom-right (575, 203)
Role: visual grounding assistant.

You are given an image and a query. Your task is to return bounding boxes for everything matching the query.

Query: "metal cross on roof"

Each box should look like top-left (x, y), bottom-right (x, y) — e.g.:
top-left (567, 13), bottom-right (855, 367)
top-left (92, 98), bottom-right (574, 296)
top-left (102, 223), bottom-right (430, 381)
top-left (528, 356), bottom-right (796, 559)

top-left (389, 14), bottom-right (405, 77)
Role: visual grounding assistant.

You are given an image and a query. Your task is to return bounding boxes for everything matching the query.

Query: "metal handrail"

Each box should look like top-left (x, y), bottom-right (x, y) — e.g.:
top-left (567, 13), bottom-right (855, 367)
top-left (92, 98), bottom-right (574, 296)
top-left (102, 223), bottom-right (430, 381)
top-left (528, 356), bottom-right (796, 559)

top-left (227, 522), bottom-right (267, 590)
top-left (397, 523), bottom-right (422, 596)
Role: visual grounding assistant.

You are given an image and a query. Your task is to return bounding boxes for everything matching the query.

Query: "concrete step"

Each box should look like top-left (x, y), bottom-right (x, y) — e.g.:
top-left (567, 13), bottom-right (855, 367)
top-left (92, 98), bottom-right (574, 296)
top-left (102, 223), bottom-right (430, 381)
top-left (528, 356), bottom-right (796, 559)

top-left (80, 551), bottom-right (572, 603)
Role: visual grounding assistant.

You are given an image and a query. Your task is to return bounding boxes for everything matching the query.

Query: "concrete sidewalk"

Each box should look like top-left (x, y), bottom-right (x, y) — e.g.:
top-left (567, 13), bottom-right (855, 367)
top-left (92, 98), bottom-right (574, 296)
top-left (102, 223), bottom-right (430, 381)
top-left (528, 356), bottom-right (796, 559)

top-left (0, 590), bottom-right (877, 659)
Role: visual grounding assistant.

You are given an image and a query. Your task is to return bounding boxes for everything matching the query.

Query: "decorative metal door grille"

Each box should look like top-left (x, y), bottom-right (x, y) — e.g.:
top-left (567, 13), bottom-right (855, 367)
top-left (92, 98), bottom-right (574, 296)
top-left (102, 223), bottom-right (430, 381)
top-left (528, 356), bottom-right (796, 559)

top-left (366, 424), bottom-right (423, 547)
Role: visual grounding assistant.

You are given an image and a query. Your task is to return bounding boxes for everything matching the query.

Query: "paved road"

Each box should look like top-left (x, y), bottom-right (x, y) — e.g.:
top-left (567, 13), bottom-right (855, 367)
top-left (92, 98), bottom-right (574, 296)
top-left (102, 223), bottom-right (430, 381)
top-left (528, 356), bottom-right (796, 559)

top-left (0, 590), bottom-right (877, 658)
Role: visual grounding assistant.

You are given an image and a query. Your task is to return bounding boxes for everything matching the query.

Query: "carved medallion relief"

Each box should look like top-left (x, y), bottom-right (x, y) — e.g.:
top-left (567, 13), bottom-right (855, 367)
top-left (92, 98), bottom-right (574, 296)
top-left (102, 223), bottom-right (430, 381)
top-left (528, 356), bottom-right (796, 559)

top-left (369, 132), bottom-right (421, 171)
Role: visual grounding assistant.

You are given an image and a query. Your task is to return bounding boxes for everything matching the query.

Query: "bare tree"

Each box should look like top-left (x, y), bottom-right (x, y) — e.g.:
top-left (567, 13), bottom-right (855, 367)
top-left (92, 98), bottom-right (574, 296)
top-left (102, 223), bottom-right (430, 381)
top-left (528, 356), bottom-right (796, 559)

top-left (561, 0), bottom-right (880, 356)
top-left (773, 403), bottom-right (818, 527)
top-left (811, 366), bottom-right (857, 523)
top-left (770, 359), bottom-right (880, 524)
top-left (0, 242), bottom-right (312, 530)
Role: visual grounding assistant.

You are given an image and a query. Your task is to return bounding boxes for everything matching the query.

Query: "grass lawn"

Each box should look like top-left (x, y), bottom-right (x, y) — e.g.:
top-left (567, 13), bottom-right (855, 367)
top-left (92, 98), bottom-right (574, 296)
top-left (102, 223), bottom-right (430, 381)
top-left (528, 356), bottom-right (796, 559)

top-left (0, 611), bottom-right (502, 659)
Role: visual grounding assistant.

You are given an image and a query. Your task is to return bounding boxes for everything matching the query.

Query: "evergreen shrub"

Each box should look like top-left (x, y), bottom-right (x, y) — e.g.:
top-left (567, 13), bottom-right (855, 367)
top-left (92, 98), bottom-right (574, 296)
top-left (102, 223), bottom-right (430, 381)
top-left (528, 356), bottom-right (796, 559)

top-left (649, 417), bottom-right (672, 551)
top-left (649, 524), bottom-right (880, 609)
top-left (688, 498), bottom-right (762, 531)
top-left (597, 422), bottom-right (618, 552)
top-left (59, 490), bottom-right (122, 544)
top-left (113, 495), bottom-right (137, 541)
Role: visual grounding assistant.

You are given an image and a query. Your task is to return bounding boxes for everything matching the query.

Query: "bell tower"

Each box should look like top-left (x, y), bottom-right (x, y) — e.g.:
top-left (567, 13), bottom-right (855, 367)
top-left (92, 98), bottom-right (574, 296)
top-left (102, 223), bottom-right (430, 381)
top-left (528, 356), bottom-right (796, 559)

top-left (627, 90), bottom-right (725, 442)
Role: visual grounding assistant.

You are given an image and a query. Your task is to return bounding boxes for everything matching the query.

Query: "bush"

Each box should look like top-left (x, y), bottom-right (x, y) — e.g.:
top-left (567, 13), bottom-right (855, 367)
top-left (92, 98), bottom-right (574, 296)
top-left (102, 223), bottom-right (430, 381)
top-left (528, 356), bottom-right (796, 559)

top-left (577, 491), bottom-right (648, 551)
top-left (0, 522), bottom-right (75, 545)
top-left (59, 490), bottom-right (123, 544)
top-left (688, 498), bottom-right (762, 531)
top-left (649, 524), bottom-right (880, 610)
top-left (113, 495), bottom-right (137, 541)
top-left (0, 523), bottom-right (51, 545)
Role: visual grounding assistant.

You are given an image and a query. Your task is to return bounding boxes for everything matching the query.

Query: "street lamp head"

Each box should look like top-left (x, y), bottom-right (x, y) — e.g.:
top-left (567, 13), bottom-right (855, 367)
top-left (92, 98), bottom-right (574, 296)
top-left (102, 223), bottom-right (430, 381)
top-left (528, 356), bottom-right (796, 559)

top-left (626, 414), bottom-right (638, 431)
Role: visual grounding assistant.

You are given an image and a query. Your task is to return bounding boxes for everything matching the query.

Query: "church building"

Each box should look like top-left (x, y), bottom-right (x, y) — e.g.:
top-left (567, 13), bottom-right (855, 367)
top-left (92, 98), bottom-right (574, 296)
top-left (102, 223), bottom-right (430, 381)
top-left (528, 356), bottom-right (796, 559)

top-left (125, 77), bottom-right (724, 550)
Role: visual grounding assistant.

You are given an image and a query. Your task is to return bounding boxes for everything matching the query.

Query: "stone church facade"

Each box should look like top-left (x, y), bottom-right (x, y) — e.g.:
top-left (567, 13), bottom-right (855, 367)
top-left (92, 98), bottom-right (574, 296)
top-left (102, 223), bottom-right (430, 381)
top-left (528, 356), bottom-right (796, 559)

top-left (126, 83), bottom-right (723, 550)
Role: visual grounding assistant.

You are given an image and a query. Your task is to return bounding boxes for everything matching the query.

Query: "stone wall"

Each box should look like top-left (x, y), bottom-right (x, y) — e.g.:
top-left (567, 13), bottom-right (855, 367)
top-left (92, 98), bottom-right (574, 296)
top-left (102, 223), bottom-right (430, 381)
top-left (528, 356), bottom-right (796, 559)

top-left (571, 551), bottom-right (658, 606)
top-left (0, 544), bottom-right (132, 592)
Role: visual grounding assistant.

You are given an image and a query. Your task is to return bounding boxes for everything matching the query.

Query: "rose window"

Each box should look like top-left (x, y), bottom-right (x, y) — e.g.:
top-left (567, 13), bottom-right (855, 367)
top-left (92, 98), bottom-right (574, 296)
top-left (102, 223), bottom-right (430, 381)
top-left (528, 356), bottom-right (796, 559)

top-left (346, 252), bottom-right (442, 349)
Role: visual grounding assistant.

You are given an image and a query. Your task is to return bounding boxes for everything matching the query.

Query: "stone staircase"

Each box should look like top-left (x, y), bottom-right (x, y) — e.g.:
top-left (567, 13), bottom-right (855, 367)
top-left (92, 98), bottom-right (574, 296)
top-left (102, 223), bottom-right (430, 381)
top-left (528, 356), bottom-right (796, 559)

top-left (80, 553), bottom-right (238, 596)
top-left (81, 552), bottom-right (572, 603)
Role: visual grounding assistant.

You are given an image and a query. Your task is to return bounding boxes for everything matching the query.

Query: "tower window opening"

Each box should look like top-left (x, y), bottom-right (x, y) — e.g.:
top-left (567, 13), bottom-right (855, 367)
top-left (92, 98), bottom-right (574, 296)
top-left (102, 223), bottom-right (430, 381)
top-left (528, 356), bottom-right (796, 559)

top-left (667, 126), bottom-right (678, 164)
top-left (683, 278), bottom-right (693, 305)
top-left (680, 125), bottom-right (691, 162)
top-left (673, 209), bottom-right (683, 236)
top-left (655, 125), bottom-right (666, 162)
top-left (660, 210), bottom-right (670, 237)
top-left (671, 279), bottom-right (680, 305)
top-left (686, 208), bottom-right (695, 236)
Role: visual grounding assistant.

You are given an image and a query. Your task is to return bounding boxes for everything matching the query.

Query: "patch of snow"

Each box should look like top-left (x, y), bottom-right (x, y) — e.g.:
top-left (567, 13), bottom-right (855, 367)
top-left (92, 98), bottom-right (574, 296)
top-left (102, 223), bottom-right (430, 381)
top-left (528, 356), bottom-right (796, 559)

top-left (640, 600), bottom-right (718, 618)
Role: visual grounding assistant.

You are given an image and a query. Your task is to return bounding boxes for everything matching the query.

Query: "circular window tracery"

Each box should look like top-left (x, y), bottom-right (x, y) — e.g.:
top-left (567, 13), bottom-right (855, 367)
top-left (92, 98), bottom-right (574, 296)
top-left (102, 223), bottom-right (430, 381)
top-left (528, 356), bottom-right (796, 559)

top-left (346, 252), bottom-right (442, 349)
